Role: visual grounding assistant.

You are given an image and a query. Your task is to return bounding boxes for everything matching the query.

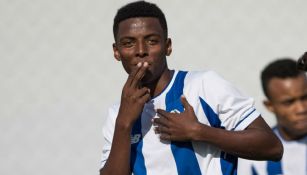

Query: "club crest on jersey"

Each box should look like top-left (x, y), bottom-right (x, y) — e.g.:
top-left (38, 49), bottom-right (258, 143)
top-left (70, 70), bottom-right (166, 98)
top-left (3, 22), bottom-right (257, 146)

top-left (130, 134), bottom-right (141, 144)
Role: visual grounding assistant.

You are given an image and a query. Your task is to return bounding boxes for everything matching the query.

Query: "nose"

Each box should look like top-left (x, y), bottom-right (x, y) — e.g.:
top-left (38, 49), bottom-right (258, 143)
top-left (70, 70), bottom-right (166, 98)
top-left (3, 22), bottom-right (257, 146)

top-left (135, 40), bottom-right (148, 58)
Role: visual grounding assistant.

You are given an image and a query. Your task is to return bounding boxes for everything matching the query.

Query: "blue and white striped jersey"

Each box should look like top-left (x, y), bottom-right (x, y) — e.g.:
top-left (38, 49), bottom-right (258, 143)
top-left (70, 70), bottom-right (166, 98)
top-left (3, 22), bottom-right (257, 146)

top-left (238, 128), bottom-right (307, 175)
top-left (101, 70), bottom-right (260, 175)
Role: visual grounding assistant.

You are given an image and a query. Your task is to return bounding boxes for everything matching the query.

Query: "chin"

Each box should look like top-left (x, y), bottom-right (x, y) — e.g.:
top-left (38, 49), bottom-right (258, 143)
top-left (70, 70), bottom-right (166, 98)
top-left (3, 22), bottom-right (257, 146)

top-left (292, 128), bottom-right (307, 138)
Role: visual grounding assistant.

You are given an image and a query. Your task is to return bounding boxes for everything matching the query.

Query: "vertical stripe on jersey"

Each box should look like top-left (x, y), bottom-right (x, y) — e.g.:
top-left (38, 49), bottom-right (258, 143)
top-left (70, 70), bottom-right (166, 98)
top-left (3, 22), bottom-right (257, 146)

top-left (199, 97), bottom-right (221, 128)
top-left (199, 97), bottom-right (237, 175)
top-left (266, 128), bottom-right (283, 175)
top-left (267, 160), bottom-right (282, 175)
top-left (220, 152), bottom-right (238, 175)
top-left (130, 116), bottom-right (146, 175)
top-left (165, 71), bottom-right (202, 175)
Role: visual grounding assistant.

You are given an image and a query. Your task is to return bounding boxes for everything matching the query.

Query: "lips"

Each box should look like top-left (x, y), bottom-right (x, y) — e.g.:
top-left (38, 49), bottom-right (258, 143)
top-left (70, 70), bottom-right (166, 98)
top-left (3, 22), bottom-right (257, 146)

top-left (293, 118), bottom-right (307, 129)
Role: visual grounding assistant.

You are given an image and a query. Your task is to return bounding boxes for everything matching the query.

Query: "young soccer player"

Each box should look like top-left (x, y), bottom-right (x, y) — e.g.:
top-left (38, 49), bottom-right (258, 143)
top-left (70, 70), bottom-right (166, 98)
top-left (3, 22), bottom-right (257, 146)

top-left (100, 1), bottom-right (283, 175)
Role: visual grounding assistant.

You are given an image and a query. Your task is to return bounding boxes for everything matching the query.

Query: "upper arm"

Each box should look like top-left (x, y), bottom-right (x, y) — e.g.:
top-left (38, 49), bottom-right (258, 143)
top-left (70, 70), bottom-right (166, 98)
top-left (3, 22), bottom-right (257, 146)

top-left (245, 115), bottom-right (272, 131)
top-left (244, 116), bottom-right (283, 161)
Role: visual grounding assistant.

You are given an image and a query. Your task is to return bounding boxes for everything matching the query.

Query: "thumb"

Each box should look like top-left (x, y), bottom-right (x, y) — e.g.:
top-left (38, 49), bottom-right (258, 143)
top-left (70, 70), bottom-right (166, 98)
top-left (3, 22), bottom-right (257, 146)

top-left (180, 95), bottom-right (191, 111)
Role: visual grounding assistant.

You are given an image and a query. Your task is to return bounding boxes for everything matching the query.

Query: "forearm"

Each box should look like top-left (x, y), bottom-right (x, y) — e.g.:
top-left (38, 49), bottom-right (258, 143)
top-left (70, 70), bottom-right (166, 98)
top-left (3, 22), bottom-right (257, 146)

top-left (192, 117), bottom-right (283, 161)
top-left (100, 118), bottom-right (133, 175)
top-left (100, 62), bottom-right (151, 175)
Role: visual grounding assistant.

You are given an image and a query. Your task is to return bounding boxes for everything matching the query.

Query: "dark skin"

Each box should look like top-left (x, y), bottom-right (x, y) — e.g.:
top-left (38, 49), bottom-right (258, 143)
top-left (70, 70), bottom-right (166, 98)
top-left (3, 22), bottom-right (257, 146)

top-left (263, 74), bottom-right (307, 140)
top-left (153, 96), bottom-right (282, 160)
top-left (100, 17), bottom-right (283, 175)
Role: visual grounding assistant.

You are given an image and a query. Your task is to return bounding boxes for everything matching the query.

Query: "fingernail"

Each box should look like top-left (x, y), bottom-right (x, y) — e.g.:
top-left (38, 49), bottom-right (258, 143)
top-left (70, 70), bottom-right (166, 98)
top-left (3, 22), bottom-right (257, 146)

top-left (144, 62), bottom-right (148, 67)
top-left (137, 62), bottom-right (142, 67)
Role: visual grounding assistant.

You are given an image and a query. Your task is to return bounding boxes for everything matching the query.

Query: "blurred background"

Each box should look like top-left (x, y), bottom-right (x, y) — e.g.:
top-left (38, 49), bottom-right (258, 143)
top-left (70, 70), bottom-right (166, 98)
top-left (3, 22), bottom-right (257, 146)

top-left (0, 0), bottom-right (306, 174)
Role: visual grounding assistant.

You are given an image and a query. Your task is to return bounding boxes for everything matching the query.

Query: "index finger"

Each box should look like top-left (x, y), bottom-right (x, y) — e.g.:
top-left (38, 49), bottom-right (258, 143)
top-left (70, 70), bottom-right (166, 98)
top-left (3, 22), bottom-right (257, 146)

top-left (130, 62), bottom-right (148, 88)
top-left (126, 62), bottom-right (142, 86)
top-left (157, 109), bottom-right (173, 119)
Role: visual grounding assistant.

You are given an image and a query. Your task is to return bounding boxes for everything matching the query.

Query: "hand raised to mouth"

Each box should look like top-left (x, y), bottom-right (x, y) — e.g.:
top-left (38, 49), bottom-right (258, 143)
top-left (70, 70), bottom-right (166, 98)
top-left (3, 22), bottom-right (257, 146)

top-left (118, 62), bottom-right (151, 125)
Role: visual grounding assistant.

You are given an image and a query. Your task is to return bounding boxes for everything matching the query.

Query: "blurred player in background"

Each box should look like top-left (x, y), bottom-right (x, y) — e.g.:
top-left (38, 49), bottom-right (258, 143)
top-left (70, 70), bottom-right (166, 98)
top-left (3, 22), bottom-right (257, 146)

top-left (238, 58), bottom-right (307, 175)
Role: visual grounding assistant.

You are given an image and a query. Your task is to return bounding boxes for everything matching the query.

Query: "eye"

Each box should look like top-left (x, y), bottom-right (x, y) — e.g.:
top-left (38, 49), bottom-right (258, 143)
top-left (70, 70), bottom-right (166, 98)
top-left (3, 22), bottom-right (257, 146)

top-left (122, 41), bottom-right (134, 47)
top-left (147, 39), bottom-right (159, 45)
top-left (120, 39), bottom-right (135, 48)
top-left (146, 36), bottom-right (160, 45)
top-left (281, 99), bottom-right (295, 106)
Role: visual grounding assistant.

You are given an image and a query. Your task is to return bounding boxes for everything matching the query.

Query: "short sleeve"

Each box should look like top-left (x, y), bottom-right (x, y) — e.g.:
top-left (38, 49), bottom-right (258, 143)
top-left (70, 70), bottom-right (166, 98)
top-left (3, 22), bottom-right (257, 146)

top-left (100, 105), bottom-right (118, 168)
top-left (197, 71), bottom-right (260, 131)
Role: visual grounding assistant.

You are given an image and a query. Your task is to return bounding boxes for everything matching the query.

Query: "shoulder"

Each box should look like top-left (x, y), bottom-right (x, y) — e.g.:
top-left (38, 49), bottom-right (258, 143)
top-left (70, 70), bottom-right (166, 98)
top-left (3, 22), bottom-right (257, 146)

top-left (184, 70), bottom-right (239, 95)
top-left (185, 70), bottom-right (221, 81)
top-left (182, 70), bottom-right (232, 108)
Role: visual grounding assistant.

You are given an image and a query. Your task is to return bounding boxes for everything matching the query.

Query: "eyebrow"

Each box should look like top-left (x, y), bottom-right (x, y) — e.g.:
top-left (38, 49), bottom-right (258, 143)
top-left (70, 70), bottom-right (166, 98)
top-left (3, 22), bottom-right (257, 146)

top-left (144, 34), bottom-right (161, 39)
top-left (119, 37), bottom-right (135, 41)
top-left (279, 92), bottom-right (307, 103)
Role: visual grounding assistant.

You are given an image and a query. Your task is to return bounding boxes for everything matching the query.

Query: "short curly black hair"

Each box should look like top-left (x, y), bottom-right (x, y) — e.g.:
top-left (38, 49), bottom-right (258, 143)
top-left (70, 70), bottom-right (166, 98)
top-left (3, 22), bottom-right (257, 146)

top-left (297, 52), bottom-right (307, 71)
top-left (113, 1), bottom-right (168, 40)
top-left (261, 58), bottom-right (304, 99)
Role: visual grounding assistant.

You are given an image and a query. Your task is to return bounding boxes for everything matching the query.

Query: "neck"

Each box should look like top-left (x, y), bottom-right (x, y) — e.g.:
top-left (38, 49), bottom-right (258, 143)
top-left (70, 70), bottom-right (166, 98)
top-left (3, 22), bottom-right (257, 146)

top-left (143, 68), bottom-right (173, 98)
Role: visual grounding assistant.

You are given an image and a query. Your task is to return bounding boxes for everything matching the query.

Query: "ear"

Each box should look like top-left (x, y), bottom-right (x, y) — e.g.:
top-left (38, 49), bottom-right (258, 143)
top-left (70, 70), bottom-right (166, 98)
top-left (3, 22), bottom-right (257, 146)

top-left (113, 43), bottom-right (121, 61)
top-left (263, 99), bottom-right (275, 113)
top-left (165, 38), bottom-right (172, 56)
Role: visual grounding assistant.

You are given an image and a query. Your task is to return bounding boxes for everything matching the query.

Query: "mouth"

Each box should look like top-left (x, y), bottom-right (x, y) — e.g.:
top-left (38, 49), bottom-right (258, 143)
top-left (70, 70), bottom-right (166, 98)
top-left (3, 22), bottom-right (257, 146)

top-left (132, 62), bottom-right (151, 72)
top-left (293, 118), bottom-right (307, 129)
top-left (130, 62), bottom-right (151, 79)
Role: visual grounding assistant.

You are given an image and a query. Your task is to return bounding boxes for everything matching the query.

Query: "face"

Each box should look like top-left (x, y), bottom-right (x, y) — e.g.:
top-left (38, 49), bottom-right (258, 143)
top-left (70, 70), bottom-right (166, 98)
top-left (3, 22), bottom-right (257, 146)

top-left (113, 17), bottom-right (172, 85)
top-left (264, 74), bottom-right (307, 139)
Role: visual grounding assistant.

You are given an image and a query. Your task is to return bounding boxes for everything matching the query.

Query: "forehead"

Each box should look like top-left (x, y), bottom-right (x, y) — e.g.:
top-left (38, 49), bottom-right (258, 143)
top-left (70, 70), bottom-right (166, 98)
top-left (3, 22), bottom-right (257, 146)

top-left (116, 17), bottom-right (163, 39)
top-left (267, 74), bottom-right (307, 99)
